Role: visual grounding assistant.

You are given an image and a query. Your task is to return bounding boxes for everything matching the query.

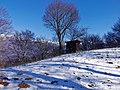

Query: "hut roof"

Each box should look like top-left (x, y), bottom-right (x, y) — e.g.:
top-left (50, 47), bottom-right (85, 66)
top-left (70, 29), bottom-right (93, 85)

top-left (65, 40), bottom-right (81, 43)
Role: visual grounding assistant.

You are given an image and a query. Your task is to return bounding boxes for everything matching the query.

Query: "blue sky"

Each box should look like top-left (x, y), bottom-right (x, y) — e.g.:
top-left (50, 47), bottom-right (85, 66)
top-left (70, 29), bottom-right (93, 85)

top-left (0, 0), bottom-right (120, 40)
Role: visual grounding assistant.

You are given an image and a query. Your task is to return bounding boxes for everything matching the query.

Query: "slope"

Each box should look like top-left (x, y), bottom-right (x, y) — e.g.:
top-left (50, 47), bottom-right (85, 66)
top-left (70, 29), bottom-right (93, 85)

top-left (0, 48), bottom-right (120, 90)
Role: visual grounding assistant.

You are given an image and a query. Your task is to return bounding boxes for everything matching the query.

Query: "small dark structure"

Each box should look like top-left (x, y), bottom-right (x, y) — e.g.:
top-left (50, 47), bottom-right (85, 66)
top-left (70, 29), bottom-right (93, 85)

top-left (65, 40), bottom-right (81, 53)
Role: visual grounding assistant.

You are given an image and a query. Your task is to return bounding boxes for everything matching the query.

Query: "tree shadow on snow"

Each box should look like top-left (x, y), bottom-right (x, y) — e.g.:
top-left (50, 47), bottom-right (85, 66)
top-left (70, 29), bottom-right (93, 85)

top-left (43, 63), bottom-right (120, 77)
top-left (0, 69), bottom-right (90, 90)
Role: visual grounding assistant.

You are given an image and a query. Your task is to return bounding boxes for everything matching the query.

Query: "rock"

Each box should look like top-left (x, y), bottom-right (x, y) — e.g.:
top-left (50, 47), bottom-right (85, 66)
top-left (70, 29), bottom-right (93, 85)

top-left (25, 77), bottom-right (32, 80)
top-left (13, 78), bottom-right (19, 80)
top-left (64, 80), bottom-right (68, 82)
top-left (107, 85), bottom-right (111, 87)
top-left (78, 67), bottom-right (81, 69)
top-left (77, 77), bottom-right (81, 80)
top-left (3, 77), bottom-right (9, 80)
top-left (51, 81), bottom-right (58, 84)
top-left (75, 62), bottom-right (79, 63)
top-left (86, 76), bottom-right (89, 77)
top-left (73, 72), bottom-right (75, 74)
top-left (44, 72), bottom-right (49, 75)
top-left (88, 84), bottom-right (94, 87)
top-left (17, 71), bottom-right (23, 75)
top-left (107, 62), bottom-right (113, 64)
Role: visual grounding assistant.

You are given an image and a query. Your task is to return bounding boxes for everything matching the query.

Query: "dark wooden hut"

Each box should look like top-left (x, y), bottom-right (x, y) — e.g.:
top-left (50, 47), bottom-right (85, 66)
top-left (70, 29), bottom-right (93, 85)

top-left (65, 40), bottom-right (81, 53)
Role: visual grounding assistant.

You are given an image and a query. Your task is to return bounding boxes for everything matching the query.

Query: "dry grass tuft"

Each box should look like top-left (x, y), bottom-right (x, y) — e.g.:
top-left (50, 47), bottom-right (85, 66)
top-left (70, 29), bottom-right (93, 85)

top-left (116, 66), bottom-right (120, 69)
top-left (0, 80), bottom-right (9, 86)
top-left (18, 83), bottom-right (30, 88)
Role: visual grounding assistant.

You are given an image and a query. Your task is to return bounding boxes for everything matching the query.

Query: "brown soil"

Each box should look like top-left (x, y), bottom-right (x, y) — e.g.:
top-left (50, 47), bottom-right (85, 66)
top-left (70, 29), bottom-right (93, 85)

top-left (0, 81), bottom-right (9, 86)
top-left (18, 83), bottom-right (30, 88)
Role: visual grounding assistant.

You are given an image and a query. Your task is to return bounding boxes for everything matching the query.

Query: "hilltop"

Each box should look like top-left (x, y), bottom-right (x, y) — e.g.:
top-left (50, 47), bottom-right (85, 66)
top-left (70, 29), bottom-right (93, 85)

top-left (0, 48), bottom-right (120, 90)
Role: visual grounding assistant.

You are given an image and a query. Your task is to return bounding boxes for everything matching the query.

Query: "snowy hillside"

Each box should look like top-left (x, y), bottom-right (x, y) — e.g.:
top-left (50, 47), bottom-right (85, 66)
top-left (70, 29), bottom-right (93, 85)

top-left (0, 48), bottom-right (120, 90)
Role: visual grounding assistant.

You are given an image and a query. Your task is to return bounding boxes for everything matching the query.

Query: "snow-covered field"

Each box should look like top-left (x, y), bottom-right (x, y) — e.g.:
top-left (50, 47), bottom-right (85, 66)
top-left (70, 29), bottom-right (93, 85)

top-left (0, 48), bottom-right (120, 90)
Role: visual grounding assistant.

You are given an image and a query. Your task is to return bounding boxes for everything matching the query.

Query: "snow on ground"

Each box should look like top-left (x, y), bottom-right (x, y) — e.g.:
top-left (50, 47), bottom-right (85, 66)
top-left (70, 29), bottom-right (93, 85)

top-left (0, 48), bottom-right (120, 90)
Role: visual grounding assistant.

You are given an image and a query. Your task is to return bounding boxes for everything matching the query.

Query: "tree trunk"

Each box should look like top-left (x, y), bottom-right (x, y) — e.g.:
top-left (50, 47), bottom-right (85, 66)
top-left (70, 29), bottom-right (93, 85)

top-left (58, 40), bottom-right (63, 55)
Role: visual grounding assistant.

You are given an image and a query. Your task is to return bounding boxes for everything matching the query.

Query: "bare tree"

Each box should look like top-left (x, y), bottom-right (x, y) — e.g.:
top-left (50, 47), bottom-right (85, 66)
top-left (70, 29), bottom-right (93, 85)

top-left (0, 7), bottom-right (12, 67)
top-left (10, 30), bottom-right (35, 65)
top-left (35, 37), bottom-right (57, 60)
top-left (112, 18), bottom-right (120, 46)
top-left (104, 32), bottom-right (117, 48)
top-left (104, 18), bottom-right (120, 48)
top-left (0, 7), bottom-right (12, 38)
top-left (43, 0), bottom-right (79, 53)
top-left (82, 34), bottom-right (104, 50)
top-left (67, 26), bottom-right (87, 41)
top-left (112, 18), bottom-right (120, 33)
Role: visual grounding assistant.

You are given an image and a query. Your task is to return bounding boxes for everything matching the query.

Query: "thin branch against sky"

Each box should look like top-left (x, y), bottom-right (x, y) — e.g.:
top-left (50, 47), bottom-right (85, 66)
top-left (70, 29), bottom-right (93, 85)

top-left (0, 0), bottom-right (120, 39)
